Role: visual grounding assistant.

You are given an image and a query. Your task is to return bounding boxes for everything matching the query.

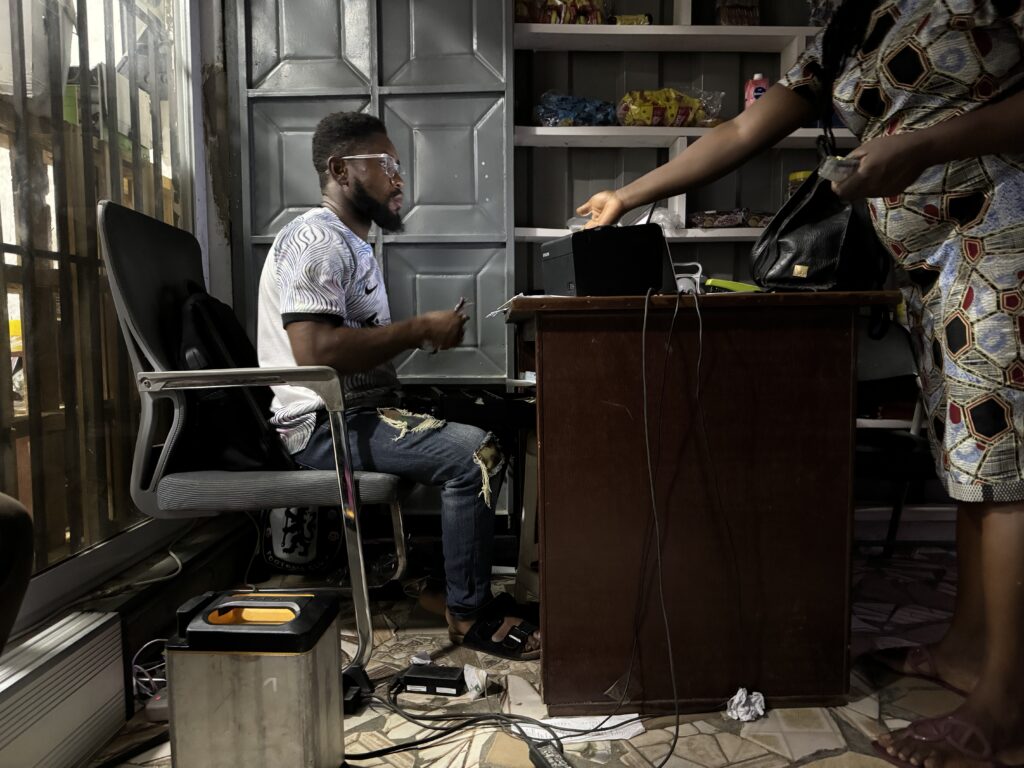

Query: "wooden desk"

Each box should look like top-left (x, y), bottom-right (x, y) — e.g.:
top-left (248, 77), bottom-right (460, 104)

top-left (508, 292), bottom-right (898, 715)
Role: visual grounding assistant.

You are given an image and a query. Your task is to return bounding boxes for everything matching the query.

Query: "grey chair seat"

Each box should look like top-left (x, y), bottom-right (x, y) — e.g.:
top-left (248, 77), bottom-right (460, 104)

top-left (157, 470), bottom-right (401, 514)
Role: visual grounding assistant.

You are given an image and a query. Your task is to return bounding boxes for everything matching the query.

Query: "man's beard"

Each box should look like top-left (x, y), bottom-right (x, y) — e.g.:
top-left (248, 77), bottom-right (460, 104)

top-left (352, 179), bottom-right (404, 233)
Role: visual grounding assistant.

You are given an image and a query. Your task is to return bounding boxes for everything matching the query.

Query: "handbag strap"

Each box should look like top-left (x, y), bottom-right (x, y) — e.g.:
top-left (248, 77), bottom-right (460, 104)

top-left (816, 128), bottom-right (838, 162)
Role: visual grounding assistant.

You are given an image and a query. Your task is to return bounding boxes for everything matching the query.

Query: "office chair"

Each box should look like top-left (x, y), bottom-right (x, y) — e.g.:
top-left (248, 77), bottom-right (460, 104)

top-left (97, 200), bottom-right (406, 698)
top-left (855, 318), bottom-right (938, 557)
top-left (0, 493), bottom-right (32, 656)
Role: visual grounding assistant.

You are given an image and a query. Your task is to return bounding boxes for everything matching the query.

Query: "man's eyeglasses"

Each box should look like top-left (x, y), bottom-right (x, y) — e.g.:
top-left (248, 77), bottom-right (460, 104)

top-left (341, 153), bottom-right (402, 180)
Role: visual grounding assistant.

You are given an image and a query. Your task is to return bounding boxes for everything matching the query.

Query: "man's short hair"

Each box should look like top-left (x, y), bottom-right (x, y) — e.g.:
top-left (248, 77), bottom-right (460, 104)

top-left (312, 112), bottom-right (387, 190)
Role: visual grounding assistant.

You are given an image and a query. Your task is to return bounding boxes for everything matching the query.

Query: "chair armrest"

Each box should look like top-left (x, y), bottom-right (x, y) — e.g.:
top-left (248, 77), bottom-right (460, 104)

top-left (137, 366), bottom-right (346, 411)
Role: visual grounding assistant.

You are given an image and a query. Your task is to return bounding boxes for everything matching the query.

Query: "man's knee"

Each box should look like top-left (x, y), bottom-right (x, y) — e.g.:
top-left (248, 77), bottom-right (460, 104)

top-left (471, 431), bottom-right (505, 508)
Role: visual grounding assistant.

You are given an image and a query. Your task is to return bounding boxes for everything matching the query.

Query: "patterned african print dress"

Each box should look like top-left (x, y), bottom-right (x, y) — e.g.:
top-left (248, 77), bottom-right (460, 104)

top-left (780, 0), bottom-right (1024, 502)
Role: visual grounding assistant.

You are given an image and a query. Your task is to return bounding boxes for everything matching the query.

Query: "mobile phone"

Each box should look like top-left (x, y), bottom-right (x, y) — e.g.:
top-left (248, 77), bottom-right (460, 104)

top-left (819, 155), bottom-right (860, 182)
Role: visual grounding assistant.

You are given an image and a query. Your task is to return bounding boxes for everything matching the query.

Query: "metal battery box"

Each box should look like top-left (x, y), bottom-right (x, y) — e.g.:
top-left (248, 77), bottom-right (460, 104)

top-left (166, 590), bottom-right (343, 768)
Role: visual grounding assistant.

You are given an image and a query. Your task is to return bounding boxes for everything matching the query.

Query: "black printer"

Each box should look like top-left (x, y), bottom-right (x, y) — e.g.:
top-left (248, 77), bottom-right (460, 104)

top-left (540, 223), bottom-right (676, 296)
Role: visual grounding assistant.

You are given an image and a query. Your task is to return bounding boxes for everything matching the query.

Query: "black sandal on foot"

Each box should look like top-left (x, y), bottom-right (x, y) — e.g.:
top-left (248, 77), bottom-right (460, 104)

top-left (449, 593), bottom-right (541, 661)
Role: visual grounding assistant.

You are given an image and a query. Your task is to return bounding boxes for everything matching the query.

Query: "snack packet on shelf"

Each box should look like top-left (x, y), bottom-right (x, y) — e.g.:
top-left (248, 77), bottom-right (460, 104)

top-left (515, 0), bottom-right (543, 22)
top-left (745, 211), bottom-right (774, 228)
top-left (535, 91), bottom-right (618, 127)
top-left (716, 0), bottom-right (760, 25)
top-left (617, 87), bottom-right (726, 128)
top-left (617, 88), bottom-right (715, 127)
top-left (609, 13), bottom-right (653, 24)
top-left (539, 0), bottom-right (606, 24)
top-left (687, 209), bottom-right (748, 228)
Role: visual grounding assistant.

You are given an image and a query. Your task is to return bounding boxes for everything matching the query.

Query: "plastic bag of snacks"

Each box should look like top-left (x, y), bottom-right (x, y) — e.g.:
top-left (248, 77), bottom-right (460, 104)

top-left (697, 89), bottom-right (725, 126)
top-left (609, 13), bottom-right (653, 24)
top-left (617, 88), bottom-right (724, 128)
top-left (716, 0), bottom-right (759, 25)
top-left (686, 209), bottom-right (773, 228)
top-left (515, 0), bottom-right (542, 22)
top-left (535, 91), bottom-right (618, 127)
top-left (688, 209), bottom-right (748, 228)
top-left (538, 0), bottom-right (607, 24)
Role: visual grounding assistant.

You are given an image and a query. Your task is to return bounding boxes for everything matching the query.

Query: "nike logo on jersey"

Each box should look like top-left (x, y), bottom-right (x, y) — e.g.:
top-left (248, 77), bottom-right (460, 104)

top-left (364, 283), bottom-right (377, 295)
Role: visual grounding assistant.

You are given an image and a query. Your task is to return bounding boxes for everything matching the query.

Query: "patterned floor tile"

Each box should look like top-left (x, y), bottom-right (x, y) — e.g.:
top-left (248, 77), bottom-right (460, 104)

top-left (417, 731), bottom-right (487, 767)
top-left (94, 547), bottom-right (970, 768)
top-left (503, 674), bottom-right (547, 719)
top-left (714, 732), bottom-right (769, 763)
top-left (887, 604), bottom-right (953, 627)
top-left (832, 705), bottom-right (888, 742)
top-left (888, 687), bottom-right (964, 719)
top-left (845, 691), bottom-right (881, 721)
top-left (851, 602), bottom-right (898, 627)
top-left (740, 708), bottom-right (846, 761)
top-left (673, 734), bottom-right (729, 767)
top-left (124, 741), bottom-right (171, 765)
top-left (803, 751), bottom-right (894, 768)
top-left (644, 714), bottom-right (717, 730)
top-left (345, 729), bottom-right (415, 768)
top-left (482, 731), bottom-right (531, 767)
top-left (694, 720), bottom-right (720, 735)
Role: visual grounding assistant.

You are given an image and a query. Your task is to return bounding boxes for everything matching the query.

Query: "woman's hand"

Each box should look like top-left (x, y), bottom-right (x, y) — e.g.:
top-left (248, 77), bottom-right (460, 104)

top-left (576, 189), bottom-right (628, 228)
top-left (832, 132), bottom-right (932, 200)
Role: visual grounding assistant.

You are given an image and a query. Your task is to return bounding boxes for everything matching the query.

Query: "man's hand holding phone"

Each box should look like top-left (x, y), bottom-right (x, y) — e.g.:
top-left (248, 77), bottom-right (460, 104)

top-left (419, 298), bottom-right (470, 353)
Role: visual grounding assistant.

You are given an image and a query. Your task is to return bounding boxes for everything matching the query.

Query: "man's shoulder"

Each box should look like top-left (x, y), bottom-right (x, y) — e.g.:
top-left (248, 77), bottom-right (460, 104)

top-left (274, 209), bottom-right (369, 262)
top-left (275, 208), bottom-right (343, 248)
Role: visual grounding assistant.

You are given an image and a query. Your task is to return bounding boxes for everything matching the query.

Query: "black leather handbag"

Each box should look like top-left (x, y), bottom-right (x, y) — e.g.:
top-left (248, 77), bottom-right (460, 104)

top-left (751, 134), bottom-right (890, 291)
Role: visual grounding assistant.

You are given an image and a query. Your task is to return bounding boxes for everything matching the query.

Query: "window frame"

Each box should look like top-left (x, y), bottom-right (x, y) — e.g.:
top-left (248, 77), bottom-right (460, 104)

top-left (11, 0), bottom-right (208, 637)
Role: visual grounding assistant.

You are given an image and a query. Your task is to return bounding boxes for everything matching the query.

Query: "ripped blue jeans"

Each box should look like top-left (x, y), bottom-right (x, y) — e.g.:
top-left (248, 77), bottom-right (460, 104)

top-left (293, 407), bottom-right (506, 621)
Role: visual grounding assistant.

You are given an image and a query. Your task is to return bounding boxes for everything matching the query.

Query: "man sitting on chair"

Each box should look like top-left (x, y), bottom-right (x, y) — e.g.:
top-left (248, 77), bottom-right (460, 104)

top-left (257, 111), bottom-right (540, 661)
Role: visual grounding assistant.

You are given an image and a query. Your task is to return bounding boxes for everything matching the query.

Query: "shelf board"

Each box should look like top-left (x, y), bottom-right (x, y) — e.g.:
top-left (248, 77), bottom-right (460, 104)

top-left (514, 23), bottom-right (820, 52)
top-left (515, 126), bottom-right (858, 149)
top-left (515, 227), bottom-right (765, 243)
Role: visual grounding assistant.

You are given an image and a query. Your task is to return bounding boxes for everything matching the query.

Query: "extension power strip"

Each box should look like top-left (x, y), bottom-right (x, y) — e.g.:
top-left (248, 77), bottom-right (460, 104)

top-left (398, 663), bottom-right (467, 696)
top-left (530, 743), bottom-right (572, 768)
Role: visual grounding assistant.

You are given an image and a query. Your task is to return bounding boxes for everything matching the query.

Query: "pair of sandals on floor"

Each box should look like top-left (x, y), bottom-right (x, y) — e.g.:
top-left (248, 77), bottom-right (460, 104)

top-left (867, 646), bottom-right (1019, 768)
top-left (448, 592), bottom-right (540, 661)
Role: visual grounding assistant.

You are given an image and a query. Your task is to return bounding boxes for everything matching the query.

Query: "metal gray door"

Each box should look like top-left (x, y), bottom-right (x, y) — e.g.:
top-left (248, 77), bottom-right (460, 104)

top-left (227, 0), bottom-right (513, 382)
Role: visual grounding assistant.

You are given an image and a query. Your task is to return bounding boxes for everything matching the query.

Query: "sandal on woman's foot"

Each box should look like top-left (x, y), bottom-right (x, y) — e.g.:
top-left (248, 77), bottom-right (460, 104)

top-left (865, 645), bottom-right (968, 697)
top-left (871, 711), bottom-right (1023, 768)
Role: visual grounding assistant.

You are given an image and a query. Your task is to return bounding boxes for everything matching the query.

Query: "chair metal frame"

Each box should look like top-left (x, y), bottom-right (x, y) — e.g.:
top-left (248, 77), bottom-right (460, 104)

top-left (97, 200), bottom-right (406, 679)
top-left (137, 366), bottom-right (375, 669)
top-left (855, 318), bottom-right (938, 557)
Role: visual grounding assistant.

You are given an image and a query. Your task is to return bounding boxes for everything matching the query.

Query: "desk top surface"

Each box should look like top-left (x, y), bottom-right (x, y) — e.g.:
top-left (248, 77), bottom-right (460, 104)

top-left (505, 291), bottom-right (900, 322)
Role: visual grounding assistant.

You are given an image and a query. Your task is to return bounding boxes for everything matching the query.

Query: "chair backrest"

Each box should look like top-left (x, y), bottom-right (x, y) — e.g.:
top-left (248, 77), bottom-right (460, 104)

top-left (856, 316), bottom-right (922, 431)
top-left (98, 201), bottom-right (206, 517)
top-left (857, 317), bottom-right (917, 382)
top-left (99, 202), bottom-right (298, 518)
top-left (98, 201), bottom-right (206, 377)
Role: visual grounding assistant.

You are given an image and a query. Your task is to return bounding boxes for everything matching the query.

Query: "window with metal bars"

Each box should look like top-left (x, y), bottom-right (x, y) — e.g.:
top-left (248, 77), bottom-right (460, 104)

top-left (0, 0), bottom-right (194, 572)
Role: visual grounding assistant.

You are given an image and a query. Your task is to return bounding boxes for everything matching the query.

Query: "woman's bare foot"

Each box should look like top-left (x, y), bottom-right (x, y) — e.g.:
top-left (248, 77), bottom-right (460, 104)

top-left (877, 682), bottom-right (1024, 767)
top-left (871, 642), bottom-right (981, 695)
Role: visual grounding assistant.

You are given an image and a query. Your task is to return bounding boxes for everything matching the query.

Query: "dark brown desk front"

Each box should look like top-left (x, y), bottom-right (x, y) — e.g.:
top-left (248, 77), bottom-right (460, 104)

top-left (508, 292), bottom-right (898, 715)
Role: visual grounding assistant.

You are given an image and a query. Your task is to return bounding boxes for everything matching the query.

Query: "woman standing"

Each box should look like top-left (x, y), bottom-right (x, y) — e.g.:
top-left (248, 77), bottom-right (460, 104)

top-left (577, 2), bottom-right (1024, 765)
